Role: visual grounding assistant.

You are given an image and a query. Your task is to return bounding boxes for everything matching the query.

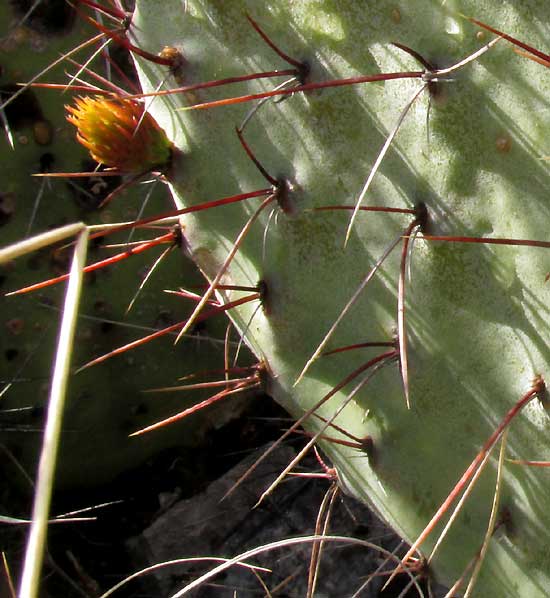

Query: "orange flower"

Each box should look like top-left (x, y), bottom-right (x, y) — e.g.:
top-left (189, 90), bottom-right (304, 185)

top-left (66, 96), bottom-right (173, 172)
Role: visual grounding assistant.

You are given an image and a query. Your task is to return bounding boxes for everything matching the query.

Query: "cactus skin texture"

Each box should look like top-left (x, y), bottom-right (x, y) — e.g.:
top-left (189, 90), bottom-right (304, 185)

top-left (127, 0), bottom-right (550, 594)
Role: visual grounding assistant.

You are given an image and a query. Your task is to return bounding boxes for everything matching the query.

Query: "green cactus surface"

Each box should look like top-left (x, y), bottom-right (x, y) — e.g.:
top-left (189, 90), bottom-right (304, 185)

top-left (126, 0), bottom-right (550, 595)
top-left (0, 2), bottom-right (253, 489)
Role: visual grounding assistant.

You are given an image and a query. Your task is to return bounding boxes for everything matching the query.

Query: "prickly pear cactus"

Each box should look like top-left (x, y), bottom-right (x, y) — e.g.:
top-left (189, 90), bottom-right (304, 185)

top-left (126, 0), bottom-right (550, 594)
top-left (0, 2), bottom-right (247, 488)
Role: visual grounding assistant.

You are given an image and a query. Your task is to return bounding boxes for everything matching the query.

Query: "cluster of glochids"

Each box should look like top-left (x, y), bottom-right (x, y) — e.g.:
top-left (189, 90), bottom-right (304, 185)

top-left (4, 1), bottom-right (550, 595)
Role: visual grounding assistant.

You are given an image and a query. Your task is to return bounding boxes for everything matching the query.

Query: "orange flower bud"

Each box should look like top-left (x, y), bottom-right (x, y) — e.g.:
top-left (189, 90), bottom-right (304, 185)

top-left (66, 96), bottom-right (173, 172)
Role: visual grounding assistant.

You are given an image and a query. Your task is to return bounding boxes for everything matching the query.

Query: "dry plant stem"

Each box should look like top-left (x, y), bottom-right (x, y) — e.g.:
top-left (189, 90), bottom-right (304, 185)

top-left (398, 219), bottom-right (421, 408)
top-left (144, 375), bottom-right (256, 393)
top-left (427, 446), bottom-right (493, 564)
top-left (2, 552), bottom-right (16, 598)
top-left (79, 13), bottom-right (175, 67)
top-left (389, 379), bottom-right (544, 586)
top-left (307, 483), bottom-right (339, 598)
top-left (245, 13), bottom-right (305, 71)
top-left (420, 235), bottom-right (550, 249)
top-left (507, 459), bottom-right (550, 467)
top-left (167, 535), bottom-right (424, 598)
top-left (463, 16), bottom-right (550, 63)
top-left (178, 71), bottom-right (424, 112)
top-left (344, 83), bottom-right (427, 246)
top-left (126, 68), bottom-right (299, 100)
top-left (0, 223), bottom-right (85, 265)
top-left (443, 555), bottom-right (478, 598)
top-left (7, 232), bottom-right (174, 296)
top-left (295, 229), bottom-right (404, 385)
top-left (322, 340), bottom-right (396, 356)
top-left (126, 244), bottom-right (175, 313)
top-left (98, 557), bottom-right (271, 598)
top-left (129, 380), bottom-right (259, 436)
top-left (0, 33), bottom-right (105, 112)
top-left (174, 194), bottom-right (275, 344)
top-left (463, 429), bottom-right (509, 597)
top-left (223, 350), bottom-right (396, 501)
top-left (76, 0), bottom-right (128, 22)
top-left (79, 292), bottom-right (260, 370)
top-left (18, 229), bottom-right (89, 598)
top-left (256, 357), bottom-right (395, 507)
top-left (513, 49), bottom-right (550, 68)
top-left (88, 188), bottom-right (272, 241)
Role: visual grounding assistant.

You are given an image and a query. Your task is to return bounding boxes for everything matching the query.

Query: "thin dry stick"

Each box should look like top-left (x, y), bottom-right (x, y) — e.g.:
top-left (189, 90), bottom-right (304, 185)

top-left (420, 234), bottom-right (550, 250)
top-left (0, 222), bottom-right (85, 265)
top-left (1, 105), bottom-right (14, 149)
top-left (351, 542), bottom-right (418, 598)
top-left (177, 71), bottom-right (423, 112)
top-left (295, 229), bottom-right (403, 385)
top-left (126, 244), bottom-right (175, 313)
top-left (398, 219), bottom-right (421, 408)
top-left (18, 228), bottom-right (89, 598)
top-left (422, 36), bottom-right (502, 82)
top-left (2, 552), bottom-right (16, 598)
top-left (257, 357), bottom-right (395, 507)
top-left (129, 381), bottom-right (259, 436)
top-left (443, 555), bottom-right (478, 598)
top-left (344, 83), bottom-right (427, 246)
top-left (1, 33), bottom-right (105, 112)
top-left (463, 429), bottom-right (509, 598)
top-left (63, 37), bottom-right (112, 92)
top-left (168, 535), bottom-right (424, 598)
top-left (143, 375), bottom-right (256, 393)
top-left (427, 445), bottom-right (493, 564)
top-left (173, 194), bottom-right (275, 344)
top-left (460, 17), bottom-right (548, 63)
top-left (387, 379), bottom-right (543, 588)
top-left (98, 557), bottom-right (271, 598)
top-left (343, 36), bottom-right (501, 244)
top-left (222, 350), bottom-right (396, 501)
top-left (307, 483), bottom-right (339, 598)
top-left (507, 459), bottom-right (550, 467)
